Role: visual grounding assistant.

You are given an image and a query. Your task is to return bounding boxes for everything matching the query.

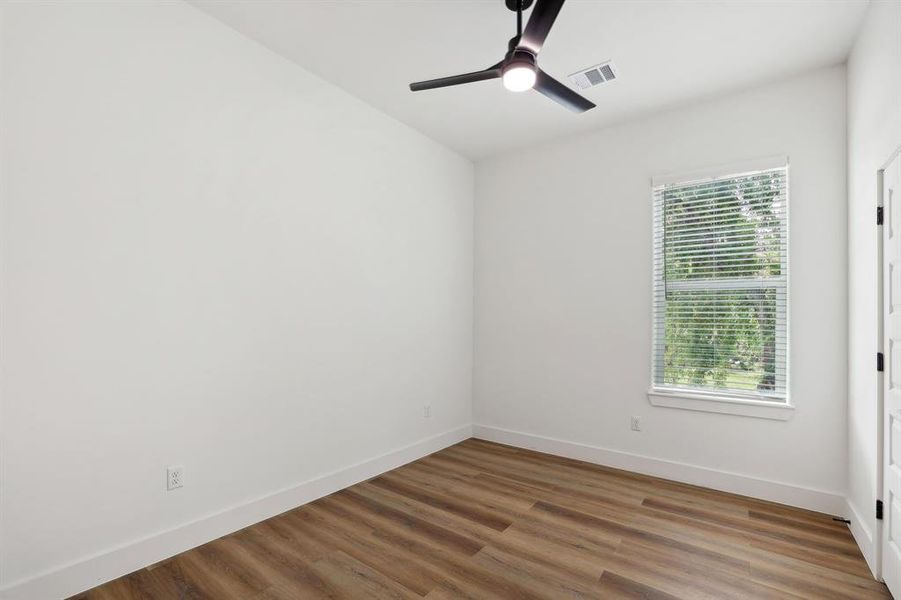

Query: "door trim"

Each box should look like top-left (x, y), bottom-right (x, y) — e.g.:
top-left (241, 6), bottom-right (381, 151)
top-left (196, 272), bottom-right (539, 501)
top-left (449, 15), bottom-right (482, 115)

top-left (877, 165), bottom-right (885, 582)
top-left (877, 145), bottom-right (901, 583)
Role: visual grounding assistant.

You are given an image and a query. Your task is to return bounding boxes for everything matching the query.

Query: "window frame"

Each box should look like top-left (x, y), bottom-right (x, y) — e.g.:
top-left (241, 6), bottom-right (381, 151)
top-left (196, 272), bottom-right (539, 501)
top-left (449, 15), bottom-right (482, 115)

top-left (647, 156), bottom-right (793, 420)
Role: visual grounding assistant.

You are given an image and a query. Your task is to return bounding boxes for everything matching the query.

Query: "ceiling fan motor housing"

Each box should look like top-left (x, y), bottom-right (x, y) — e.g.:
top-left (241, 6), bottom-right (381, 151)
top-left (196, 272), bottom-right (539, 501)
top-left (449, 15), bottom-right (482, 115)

top-left (504, 50), bottom-right (538, 68)
top-left (505, 49), bottom-right (537, 71)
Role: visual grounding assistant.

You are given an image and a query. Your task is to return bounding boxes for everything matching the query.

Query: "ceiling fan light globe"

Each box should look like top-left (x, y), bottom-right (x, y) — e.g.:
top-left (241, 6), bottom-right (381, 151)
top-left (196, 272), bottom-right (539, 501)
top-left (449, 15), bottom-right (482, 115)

top-left (502, 65), bottom-right (536, 92)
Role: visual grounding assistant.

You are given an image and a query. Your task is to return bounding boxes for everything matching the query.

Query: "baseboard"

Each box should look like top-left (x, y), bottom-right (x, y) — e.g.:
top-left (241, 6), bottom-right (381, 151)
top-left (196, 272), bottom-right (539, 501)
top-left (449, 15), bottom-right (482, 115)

top-left (847, 498), bottom-right (880, 579)
top-left (472, 424), bottom-right (846, 515)
top-left (0, 425), bottom-right (472, 600)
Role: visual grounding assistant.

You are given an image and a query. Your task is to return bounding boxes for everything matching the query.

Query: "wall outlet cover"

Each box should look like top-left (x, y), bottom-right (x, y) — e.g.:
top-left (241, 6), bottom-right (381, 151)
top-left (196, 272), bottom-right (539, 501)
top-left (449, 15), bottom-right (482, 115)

top-left (167, 465), bottom-right (185, 490)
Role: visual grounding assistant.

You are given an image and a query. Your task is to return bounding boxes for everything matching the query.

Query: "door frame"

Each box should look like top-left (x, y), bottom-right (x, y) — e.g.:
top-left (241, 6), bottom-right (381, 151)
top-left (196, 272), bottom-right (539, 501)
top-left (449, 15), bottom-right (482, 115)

top-left (877, 164), bottom-right (885, 583)
top-left (877, 145), bottom-right (901, 583)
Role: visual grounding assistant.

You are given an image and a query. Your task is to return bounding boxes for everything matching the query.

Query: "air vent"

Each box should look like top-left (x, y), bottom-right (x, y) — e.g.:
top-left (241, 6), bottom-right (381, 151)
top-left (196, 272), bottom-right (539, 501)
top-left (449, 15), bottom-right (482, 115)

top-left (568, 61), bottom-right (617, 90)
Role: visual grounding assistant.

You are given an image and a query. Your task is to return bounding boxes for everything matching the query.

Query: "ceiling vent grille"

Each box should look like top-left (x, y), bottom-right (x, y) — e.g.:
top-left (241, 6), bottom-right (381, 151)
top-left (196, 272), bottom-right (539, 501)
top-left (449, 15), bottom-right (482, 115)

top-left (569, 61), bottom-right (617, 90)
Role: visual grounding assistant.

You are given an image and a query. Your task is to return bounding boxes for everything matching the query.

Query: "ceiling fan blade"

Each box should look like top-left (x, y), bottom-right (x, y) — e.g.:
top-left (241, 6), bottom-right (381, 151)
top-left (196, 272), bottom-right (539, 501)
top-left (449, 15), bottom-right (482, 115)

top-left (410, 65), bottom-right (502, 91)
top-left (519, 0), bottom-right (566, 55)
top-left (534, 69), bottom-right (595, 113)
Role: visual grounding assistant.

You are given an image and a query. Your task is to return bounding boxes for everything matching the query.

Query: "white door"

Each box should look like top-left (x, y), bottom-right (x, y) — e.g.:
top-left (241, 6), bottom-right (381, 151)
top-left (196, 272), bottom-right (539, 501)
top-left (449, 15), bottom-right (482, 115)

top-left (883, 152), bottom-right (901, 597)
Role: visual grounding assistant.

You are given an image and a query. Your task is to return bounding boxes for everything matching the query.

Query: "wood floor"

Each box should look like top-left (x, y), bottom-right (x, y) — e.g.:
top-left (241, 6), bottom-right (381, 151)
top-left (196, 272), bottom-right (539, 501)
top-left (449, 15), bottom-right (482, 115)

top-left (75, 439), bottom-right (890, 599)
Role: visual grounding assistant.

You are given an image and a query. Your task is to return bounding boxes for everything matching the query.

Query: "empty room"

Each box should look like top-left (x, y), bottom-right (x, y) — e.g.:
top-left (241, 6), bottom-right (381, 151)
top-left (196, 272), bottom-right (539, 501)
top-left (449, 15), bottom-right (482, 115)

top-left (1, 0), bottom-right (900, 598)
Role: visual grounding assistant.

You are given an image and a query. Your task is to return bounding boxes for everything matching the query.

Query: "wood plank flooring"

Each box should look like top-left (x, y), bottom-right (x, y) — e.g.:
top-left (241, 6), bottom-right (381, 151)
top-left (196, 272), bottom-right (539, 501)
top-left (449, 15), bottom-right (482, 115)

top-left (74, 439), bottom-right (890, 599)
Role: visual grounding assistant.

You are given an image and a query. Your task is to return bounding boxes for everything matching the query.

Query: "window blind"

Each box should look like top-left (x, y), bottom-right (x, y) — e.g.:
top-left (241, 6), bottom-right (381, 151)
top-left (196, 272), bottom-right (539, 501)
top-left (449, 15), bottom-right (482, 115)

top-left (652, 163), bottom-right (788, 401)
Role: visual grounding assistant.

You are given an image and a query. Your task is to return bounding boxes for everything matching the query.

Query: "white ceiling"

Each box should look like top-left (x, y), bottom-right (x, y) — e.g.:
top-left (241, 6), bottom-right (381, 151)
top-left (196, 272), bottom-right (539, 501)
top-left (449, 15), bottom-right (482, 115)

top-left (191, 0), bottom-right (868, 159)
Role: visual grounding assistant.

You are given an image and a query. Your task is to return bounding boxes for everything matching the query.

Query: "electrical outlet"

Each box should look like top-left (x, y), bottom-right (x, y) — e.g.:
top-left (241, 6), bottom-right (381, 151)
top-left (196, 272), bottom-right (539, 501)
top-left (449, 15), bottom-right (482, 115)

top-left (630, 416), bottom-right (642, 432)
top-left (423, 405), bottom-right (432, 418)
top-left (167, 465), bottom-right (184, 490)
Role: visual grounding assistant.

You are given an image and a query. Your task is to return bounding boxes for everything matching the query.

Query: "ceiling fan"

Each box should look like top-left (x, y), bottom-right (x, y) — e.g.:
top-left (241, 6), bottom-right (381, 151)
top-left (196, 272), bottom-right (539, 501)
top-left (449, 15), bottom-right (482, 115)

top-left (409, 0), bottom-right (595, 113)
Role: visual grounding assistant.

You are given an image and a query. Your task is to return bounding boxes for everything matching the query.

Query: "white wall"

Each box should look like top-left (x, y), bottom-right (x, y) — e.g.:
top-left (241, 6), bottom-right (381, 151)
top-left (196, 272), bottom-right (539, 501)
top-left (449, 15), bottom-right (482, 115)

top-left (474, 67), bottom-right (848, 512)
top-left (0, 1), bottom-right (473, 596)
top-left (846, 0), bottom-right (901, 576)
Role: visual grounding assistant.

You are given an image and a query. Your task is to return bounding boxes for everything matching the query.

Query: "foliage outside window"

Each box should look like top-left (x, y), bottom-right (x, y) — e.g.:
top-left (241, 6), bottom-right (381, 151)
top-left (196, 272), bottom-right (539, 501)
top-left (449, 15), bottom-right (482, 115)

top-left (652, 163), bottom-right (788, 402)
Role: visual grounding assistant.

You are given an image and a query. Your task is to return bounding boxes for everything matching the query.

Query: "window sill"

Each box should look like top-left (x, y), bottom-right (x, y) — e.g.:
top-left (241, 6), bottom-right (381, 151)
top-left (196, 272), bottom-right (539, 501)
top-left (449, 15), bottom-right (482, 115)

top-left (647, 389), bottom-right (795, 421)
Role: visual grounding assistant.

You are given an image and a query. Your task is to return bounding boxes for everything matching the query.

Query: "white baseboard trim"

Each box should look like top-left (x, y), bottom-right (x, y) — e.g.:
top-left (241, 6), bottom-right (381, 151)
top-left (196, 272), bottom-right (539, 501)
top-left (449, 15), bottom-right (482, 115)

top-left (0, 425), bottom-right (472, 600)
top-left (847, 498), bottom-right (880, 579)
top-left (472, 424), bottom-right (846, 515)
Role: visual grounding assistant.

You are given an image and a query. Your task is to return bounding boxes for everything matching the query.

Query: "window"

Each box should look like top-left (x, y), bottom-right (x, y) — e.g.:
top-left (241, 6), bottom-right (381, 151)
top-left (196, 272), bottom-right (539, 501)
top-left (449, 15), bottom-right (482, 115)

top-left (650, 158), bottom-right (790, 419)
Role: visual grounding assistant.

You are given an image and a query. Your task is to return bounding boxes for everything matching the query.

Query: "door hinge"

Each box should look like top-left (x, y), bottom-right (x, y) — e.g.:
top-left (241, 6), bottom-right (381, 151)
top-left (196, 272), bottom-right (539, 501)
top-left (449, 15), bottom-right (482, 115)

top-left (878, 352), bottom-right (885, 372)
top-left (878, 206), bottom-right (884, 225)
top-left (877, 499), bottom-right (884, 520)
